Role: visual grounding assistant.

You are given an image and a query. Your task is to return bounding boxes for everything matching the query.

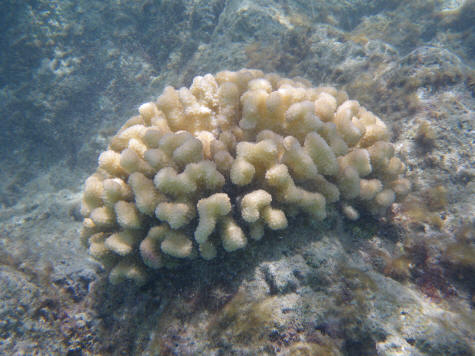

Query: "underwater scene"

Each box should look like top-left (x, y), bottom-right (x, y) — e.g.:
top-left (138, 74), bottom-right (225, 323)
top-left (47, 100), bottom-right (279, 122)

top-left (0, 0), bottom-right (474, 355)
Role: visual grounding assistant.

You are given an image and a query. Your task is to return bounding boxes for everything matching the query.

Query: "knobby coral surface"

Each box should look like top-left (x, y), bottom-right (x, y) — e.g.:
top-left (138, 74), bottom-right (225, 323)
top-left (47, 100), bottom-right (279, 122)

top-left (80, 69), bottom-right (410, 285)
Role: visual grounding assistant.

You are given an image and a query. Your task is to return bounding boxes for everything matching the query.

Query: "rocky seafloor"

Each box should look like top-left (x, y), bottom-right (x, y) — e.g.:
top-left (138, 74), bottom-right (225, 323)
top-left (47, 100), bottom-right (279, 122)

top-left (0, 0), bottom-right (474, 355)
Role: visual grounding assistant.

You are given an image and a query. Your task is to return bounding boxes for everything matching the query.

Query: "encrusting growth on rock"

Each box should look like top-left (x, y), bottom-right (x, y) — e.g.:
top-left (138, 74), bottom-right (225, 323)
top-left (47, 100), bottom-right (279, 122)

top-left (80, 69), bottom-right (410, 285)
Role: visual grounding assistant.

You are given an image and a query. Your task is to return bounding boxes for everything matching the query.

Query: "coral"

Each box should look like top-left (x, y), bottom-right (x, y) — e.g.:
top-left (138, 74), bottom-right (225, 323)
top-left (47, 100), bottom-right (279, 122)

top-left (80, 69), bottom-right (409, 285)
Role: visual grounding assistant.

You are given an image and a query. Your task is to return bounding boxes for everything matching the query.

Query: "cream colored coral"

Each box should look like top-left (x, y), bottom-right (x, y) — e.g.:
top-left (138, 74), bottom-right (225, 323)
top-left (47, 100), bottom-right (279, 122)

top-left (154, 167), bottom-right (196, 197)
top-left (98, 150), bottom-right (125, 177)
top-left (360, 179), bottom-right (383, 200)
top-left (240, 190), bottom-right (272, 223)
top-left (282, 136), bottom-right (318, 180)
top-left (80, 69), bottom-right (409, 285)
top-left (83, 174), bottom-right (104, 206)
top-left (81, 174), bottom-right (105, 216)
top-left (236, 140), bottom-right (278, 169)
top-left (139, 227), bottom-right (166, 269)
top-left (128, 172), bottom-right (164, 216)
top-left (195, 193), bottom-right (231, 244)
top-left (304, 132), bottom-right (339, 176)
top-left (334, 100), bottom-right (364, 146)
top-left (230, 158), bottom-right (255, 185)
top-left (80, 218), bottom-right (97, 246)
top-left (261, 206), bottom-right (288, 230)
top-left (172, 135), bottom-right (203, 168)
top-left (342, 205), bottom-right (360, 221)
top-left (285, 101), bottom-right (322, 141)
top-left (109, 258), bottom-right (147, 286)
top-left (220, 217), bottom-right (247, 252)
top-left (337, 167), bottom-right (361, 199)
top-left (155, 201), bottom-right (195, 229)
top-left (314, 92), bottom-right (337, 122)
top-left (338, 149), bottom-right (372, 177)
top-left (375, 189), bottom-right (396, 208)
top-left (102, 178), bottom-right (132, 207)
top-left (105, 230), bottom-right (141, 256)
top-left (160, 230), bottom-right (193, 258)
top-left (114, 201), bottom-right (142, 229)
top-left (183, 160), bottom-right (225, 191)
top-left (138, 102), bottom-right (159, 124)
top-left (143, 148), bottom-right (169, 170)
top-left (90, 206), bottom-right (116, 228)
top-left (120, 148), bottom-right (155, 177)
top-left (264, 164), bottom-right (327, 220)
top-left (88, 233), bottom-right (110, 259)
